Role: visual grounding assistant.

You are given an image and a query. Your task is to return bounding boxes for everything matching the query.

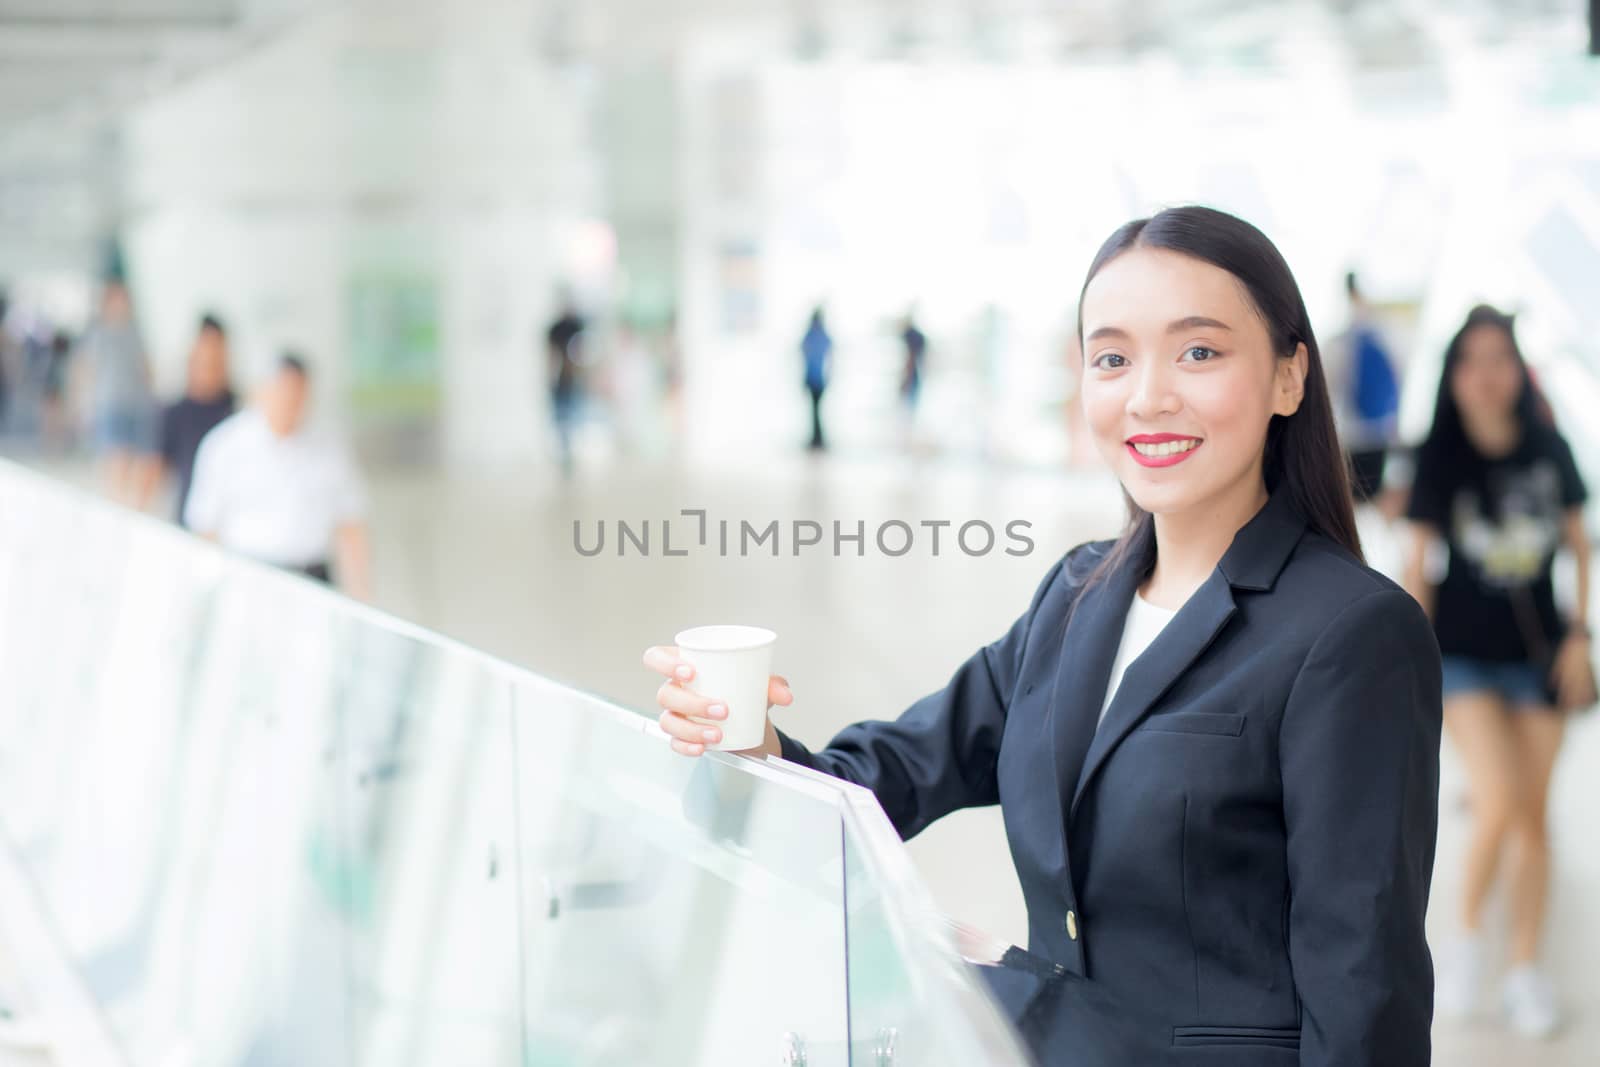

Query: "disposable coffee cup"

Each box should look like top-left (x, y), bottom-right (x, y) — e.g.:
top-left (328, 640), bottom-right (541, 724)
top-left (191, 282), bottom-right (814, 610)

top-left (673, 625), bottom-right (777, 751)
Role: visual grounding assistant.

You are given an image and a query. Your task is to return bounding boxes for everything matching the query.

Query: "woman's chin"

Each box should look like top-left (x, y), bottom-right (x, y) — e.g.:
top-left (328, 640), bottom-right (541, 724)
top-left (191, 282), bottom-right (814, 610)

top-left (1119, 477), bottom-right (1201, 517)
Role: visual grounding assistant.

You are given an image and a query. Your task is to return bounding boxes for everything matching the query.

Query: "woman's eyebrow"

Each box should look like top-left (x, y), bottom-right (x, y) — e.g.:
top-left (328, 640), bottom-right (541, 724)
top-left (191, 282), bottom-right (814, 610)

top-left (1167, 316), bottom-right (1232, 333)
top-left (1085, 316), bottom-right (1232, 343)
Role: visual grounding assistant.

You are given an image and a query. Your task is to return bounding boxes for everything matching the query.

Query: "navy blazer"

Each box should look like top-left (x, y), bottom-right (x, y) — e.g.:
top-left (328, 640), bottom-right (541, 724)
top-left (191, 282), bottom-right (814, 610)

top-left (778, 492), bottom-right (1442, 1065)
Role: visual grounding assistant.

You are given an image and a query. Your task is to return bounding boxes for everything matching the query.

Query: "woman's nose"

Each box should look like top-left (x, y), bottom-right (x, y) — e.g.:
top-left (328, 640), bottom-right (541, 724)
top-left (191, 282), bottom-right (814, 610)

top-left (1127, 363), bottom-right (1181, 418)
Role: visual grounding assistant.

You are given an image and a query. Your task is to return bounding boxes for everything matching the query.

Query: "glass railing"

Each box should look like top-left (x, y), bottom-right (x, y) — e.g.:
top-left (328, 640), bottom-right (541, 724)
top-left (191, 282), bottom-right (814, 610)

top-left (0, 459), bottom-right (1031, 1067)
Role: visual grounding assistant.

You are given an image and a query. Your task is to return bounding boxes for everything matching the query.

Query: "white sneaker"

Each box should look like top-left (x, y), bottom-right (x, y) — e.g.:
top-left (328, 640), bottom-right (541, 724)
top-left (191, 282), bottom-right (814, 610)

top-left (1435, 936), bottom-right (1485, 1020)
top-left (1502, 966), bottom-right (1562, 1039)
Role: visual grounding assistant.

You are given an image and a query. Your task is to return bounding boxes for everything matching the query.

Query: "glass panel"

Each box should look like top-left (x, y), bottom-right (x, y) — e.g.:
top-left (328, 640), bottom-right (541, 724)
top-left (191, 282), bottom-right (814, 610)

top-left (0, 483), bottom-right (211, 867)
top-left (126, 570), bottom-right (353, 1065)
top-left (513, 684), bottom-right (851, 1067)
top-left (0, 461), bottom-right (1035, 1067)
top-left (0, 475), bottom-right (356, 1063)
top-left (332, 621), bottom-right (523, 1065)
top-left (836, 787), bottom-right (1034, 1067)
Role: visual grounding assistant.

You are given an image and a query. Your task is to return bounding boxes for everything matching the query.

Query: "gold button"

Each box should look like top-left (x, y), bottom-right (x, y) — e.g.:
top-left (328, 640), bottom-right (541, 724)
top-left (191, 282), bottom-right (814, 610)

top-left (1066, 910), bottom-right (1079, 941)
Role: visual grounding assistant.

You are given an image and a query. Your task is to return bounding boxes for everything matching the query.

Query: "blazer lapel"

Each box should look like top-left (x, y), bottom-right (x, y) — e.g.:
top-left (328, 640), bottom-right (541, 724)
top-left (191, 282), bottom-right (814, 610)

top-left (1069, 570), bottom-right (1236, 819)
top-left (1047, 533), bottom-right (1147, 826)
top-left (1040, 493), bottom-right (1310, 852)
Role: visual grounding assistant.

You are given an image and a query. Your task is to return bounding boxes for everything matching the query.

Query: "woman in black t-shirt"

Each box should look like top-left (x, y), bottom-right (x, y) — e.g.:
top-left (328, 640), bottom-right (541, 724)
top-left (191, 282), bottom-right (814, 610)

top-left (1403, 305), bottom-right (1591, 1040)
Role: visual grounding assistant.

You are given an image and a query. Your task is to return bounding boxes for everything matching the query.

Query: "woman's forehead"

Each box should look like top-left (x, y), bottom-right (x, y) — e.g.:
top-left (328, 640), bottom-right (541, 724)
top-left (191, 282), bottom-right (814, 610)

top-left (1081, 248), bottom-right (1257, 331)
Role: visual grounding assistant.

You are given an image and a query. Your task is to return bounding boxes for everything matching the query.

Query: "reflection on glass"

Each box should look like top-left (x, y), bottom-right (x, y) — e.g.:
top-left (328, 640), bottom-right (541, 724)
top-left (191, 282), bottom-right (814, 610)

top-left (515, 683), bottom-right (851, 1066)
top-left (334, 626), bottom-right (522, 1065)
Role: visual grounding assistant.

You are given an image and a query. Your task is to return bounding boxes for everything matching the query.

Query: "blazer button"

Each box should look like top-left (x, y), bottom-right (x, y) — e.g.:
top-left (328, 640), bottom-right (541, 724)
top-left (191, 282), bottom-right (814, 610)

top-left (1065, 910), bottom-right (1079, 941)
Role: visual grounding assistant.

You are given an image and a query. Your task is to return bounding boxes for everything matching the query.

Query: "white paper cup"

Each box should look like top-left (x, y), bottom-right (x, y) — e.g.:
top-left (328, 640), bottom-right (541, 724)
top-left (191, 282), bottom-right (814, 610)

top-left (673, 625), bottom-right (777, 751)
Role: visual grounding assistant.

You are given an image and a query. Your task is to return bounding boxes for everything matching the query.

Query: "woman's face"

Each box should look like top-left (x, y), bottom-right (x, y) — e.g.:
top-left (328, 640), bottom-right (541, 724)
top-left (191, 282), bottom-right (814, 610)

top-left (1079, 248), bottom-right (1306, 518)
top-left (1450, 324), bottom-right (1523, 425)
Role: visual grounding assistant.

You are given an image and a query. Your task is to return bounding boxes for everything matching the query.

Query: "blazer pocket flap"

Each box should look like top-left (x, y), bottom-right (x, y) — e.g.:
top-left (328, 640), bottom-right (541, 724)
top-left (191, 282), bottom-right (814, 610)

top-left (1139, 712), bottom-right (1245, 737)
top-left (1172, 1024), bottom-right (1300, 1048)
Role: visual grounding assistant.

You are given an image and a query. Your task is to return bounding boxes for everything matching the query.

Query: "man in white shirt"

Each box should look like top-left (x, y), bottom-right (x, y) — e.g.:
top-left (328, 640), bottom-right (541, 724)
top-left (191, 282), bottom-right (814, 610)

top-left (185, 353), bottom-right (372, 599)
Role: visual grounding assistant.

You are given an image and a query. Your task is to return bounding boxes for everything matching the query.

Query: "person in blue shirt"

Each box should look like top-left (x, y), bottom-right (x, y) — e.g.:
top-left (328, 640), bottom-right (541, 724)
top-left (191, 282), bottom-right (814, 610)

top-left (1328, 272), bottom-right (1401, 504)
top-left (900, 308), bottom-right (928, 413)
top-left (801, 306), bottom-right (832, 450)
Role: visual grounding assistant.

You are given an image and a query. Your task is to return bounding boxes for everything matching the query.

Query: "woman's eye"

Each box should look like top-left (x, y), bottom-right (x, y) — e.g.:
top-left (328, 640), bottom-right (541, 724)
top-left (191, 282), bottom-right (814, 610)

top-left (1182, 346), bottom-right (1219, 362)
top-left (1093, 353), bottom-right (1128, 369)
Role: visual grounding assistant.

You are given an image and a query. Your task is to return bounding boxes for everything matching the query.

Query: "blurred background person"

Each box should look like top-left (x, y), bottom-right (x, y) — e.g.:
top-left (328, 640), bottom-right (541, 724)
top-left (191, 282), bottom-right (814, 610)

top-left (38, 329), bottom-right (75, 452)
top-left (896, 305), bottom-right (929, 454)
top-left (159, 313), bottom-right (236, 527)
top-left (1327, 271), bottom-right (1402, 511)
top-left (0, 290), bottom-right (12, 434)
top-left (1403, 304), bottom-right (1592, 1040)
top-left (74, 278), bottom-right (161, 509)
top-left (545, 292), bottom-right (586, 480)
top-left (0, 306), bottom-right (62, 450)
top-left (185, 353), bottom-right (371, 599)
top-left (801, 305), bottom-right (831, 451)
top-left (899, 306), bottom-right (927, 416)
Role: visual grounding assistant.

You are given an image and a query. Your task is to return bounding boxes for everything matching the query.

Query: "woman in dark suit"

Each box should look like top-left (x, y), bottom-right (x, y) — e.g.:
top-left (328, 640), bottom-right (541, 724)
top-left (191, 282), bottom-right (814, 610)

top-left (645, 206), bottom-right (1442, 1065)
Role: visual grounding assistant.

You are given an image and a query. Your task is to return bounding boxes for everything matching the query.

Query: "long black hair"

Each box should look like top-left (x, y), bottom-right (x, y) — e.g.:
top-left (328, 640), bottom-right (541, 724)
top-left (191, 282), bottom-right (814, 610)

top-left (1076, 206), bottom-right (1362, 577)
top-left (1419, 304), bottom-right (1551, 456)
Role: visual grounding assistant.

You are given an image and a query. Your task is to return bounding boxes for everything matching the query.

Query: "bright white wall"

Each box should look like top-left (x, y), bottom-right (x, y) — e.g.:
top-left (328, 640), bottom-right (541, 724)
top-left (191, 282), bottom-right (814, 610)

top-left (119, 2), bottom-right (602, 469)
top-left (676, 49), bottom-right (1600, 465)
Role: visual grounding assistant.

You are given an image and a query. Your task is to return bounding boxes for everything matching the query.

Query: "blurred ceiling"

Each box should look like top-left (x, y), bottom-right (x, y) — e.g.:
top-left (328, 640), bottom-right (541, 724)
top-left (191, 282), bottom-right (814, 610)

top-left (0, 0), bottom-right (1590, 146)
top-left (0, 0), bottom-right (323, 274)
top-left (0, 0), bottom-right (291, 143)
top-left (0, 0), bottom-right (1589, 273)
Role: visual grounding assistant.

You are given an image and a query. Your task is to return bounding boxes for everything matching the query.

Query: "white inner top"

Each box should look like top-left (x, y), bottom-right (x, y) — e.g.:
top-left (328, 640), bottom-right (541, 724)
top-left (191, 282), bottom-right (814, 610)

top-left (1098, 592), bottom-right (1179, 726)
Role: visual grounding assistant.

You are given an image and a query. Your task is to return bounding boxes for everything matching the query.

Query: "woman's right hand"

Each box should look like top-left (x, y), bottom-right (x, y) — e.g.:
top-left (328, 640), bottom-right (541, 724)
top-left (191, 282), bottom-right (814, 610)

top-left (641, 644), bottom-right (794, 758)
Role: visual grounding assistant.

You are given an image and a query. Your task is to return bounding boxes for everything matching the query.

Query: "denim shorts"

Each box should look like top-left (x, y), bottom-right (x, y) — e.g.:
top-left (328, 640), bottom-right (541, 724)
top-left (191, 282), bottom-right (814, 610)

top-left (93, 406), bottom-right (160, 454)
top-left (1440, 655), bottom-right (1551, 709)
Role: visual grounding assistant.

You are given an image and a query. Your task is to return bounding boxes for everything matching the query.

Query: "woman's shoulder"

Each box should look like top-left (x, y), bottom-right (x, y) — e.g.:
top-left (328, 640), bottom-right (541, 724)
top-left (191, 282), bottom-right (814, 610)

top-left (1521, 419), bottom-right (1576, 463)
top-left (1278, 531), bottom-right (1430, 639)
top-left (1016, 539), bottom-right (1117, 620)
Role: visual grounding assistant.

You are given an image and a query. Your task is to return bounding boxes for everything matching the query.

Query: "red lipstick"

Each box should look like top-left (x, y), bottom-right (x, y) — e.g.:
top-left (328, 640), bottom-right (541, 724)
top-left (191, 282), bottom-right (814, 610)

top-left (1125, 433), bottom-right (1203, 468)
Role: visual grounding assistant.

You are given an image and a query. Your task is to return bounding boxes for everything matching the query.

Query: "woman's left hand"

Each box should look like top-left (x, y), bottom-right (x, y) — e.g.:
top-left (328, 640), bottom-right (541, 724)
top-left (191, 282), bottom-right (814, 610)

top-left (1550, 633), bottom-right (1596, 710)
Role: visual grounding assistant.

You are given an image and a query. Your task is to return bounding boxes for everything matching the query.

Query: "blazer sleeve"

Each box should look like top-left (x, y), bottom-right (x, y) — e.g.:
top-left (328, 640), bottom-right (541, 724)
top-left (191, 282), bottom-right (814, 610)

top-left (1279, 587), bottom-right (1442, 1067)
top-left (776, 553), bottom-right (1070, 840)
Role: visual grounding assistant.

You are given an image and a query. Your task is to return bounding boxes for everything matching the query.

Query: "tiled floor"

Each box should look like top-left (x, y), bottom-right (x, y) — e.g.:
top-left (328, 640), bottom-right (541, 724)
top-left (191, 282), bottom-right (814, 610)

top-left (7, 449), bottom-right (1599, 1062)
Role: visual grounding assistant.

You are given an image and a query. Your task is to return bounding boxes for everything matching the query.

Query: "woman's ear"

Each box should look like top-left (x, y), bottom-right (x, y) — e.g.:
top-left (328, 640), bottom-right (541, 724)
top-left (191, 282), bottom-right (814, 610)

top-left (1274, 343), bottom-right (1309, 417)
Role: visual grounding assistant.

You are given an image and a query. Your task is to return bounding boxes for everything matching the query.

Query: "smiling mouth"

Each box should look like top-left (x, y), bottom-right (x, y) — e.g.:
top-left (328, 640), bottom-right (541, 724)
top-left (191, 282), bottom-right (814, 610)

top-left (1126, 437), bottom-right (1203, 467)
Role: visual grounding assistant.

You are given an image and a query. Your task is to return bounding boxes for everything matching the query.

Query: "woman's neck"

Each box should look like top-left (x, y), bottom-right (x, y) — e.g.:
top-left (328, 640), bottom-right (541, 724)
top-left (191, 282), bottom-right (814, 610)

top-left (1143, 474), bottom-right (1270, 610)
top-left (1460, 410), bottom-right (1520, 459)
